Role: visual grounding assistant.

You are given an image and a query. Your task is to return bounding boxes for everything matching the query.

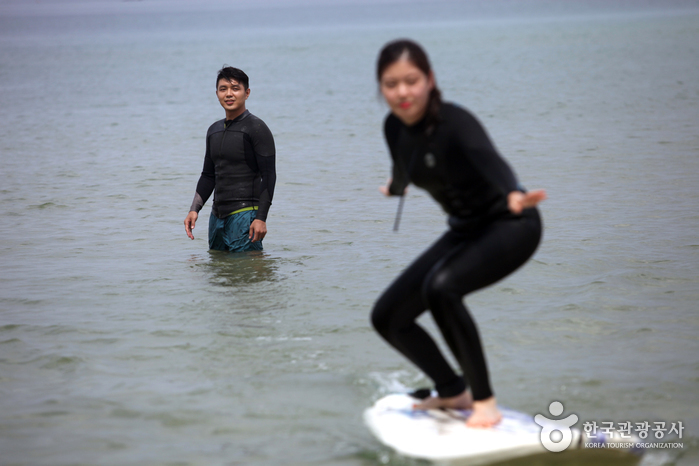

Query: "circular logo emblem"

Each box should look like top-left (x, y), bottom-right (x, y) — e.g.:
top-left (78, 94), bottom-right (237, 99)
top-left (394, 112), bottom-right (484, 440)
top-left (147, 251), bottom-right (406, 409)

top-left (424, 152), bottom-right (436, 168)
top-left (534, 401), bottom-right (579, 453)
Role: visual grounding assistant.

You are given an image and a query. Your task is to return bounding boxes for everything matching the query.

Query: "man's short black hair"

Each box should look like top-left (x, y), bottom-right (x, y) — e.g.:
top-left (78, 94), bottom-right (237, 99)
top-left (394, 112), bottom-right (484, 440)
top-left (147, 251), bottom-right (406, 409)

top-left (217, 66), bottom-right (249, 90)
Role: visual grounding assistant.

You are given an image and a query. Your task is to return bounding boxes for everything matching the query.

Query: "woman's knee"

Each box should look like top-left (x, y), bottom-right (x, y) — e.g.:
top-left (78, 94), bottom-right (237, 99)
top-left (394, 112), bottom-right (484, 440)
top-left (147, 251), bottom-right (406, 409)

top-left (371, 299), bottom-right (393, 337)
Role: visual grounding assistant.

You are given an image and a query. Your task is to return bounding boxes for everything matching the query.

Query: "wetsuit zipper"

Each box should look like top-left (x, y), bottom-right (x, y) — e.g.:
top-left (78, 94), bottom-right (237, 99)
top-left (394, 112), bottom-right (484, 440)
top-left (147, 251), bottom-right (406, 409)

top-left (220, 121), bottom-right (229, 156)
top-left (220, 120), bottom-right (255, 211)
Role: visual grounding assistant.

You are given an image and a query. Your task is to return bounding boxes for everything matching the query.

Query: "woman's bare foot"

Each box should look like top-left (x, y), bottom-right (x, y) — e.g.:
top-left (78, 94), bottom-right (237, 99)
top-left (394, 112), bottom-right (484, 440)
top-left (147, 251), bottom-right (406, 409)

top-left (413, 390), bottom-right (473, 410)
top-left (466, 396), bottom-right (502, 428)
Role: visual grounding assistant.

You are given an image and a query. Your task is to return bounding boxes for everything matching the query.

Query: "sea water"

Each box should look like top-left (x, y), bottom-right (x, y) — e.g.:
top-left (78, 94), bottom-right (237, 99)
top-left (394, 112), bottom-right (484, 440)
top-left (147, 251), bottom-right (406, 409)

top-left (1, 0), bottom-right (698, 464)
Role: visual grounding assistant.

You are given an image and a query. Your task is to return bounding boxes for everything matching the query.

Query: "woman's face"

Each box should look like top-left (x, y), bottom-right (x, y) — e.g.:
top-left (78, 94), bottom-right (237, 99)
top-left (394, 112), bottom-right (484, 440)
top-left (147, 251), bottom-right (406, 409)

top-left (380, 57), bottom-right (434, 126)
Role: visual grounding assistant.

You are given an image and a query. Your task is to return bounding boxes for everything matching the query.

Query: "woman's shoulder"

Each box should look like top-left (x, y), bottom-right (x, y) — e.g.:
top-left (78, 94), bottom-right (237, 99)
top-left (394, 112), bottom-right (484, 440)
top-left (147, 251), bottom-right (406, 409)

top-left (441, 102), bottom-right (480, 124)
top-left (440, 102), bottom-right (494, 148)
top-left (440, 102), bottom-right (490, 137)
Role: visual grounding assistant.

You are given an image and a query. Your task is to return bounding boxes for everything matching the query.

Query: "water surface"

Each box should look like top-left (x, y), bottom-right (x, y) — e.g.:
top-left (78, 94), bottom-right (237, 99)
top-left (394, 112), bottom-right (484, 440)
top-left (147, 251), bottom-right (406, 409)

top-left (1, 1), bottom-right (698, 465)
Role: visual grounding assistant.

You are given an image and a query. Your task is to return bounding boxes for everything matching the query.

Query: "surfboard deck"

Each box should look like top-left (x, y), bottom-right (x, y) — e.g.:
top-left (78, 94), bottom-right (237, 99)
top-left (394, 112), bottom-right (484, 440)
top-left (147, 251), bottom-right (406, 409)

top-left (363, 393), bottom-right (641, 466)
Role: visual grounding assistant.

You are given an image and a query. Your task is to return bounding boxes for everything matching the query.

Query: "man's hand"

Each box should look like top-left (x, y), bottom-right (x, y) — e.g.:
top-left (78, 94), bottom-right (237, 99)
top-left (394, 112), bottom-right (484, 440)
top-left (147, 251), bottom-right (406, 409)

top-left (184, 211), bottom-right (198, 240)
top-left (249, 219), bottom-right (267, 243)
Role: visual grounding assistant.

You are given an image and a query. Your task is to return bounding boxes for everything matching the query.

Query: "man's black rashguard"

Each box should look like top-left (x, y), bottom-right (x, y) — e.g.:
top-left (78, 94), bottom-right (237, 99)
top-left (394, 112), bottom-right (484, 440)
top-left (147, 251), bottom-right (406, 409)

top-left (190, 109), bottom-right (276, 222)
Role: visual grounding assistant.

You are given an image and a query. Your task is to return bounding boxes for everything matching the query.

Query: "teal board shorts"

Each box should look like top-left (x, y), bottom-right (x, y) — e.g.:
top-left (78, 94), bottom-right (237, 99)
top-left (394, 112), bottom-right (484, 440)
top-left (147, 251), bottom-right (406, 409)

top-left (208, 207), bottom-right (263, 252)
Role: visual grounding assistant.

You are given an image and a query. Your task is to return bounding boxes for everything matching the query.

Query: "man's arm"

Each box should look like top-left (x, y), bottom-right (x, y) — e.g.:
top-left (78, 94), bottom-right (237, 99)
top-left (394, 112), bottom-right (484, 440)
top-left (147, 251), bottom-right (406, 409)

top-left (248, 119), bottom-right (276, 242)
top-left (250, 119), bottom-right (276, 222)
top-left (255, 153), bottom-right (276, 221)
top-left (184, 138), bottom-right (215, 240)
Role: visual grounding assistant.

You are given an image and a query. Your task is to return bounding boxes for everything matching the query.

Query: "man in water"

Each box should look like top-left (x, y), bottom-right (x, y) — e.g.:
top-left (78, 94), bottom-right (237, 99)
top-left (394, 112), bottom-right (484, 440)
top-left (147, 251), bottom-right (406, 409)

top-left (184, 66), bottom-right (277, 252)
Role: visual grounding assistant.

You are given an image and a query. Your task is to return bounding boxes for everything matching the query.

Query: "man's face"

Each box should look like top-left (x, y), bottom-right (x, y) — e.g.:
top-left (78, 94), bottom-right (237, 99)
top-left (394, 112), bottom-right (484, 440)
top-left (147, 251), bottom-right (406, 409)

top-left (216, 78), bottom-right (250, 116)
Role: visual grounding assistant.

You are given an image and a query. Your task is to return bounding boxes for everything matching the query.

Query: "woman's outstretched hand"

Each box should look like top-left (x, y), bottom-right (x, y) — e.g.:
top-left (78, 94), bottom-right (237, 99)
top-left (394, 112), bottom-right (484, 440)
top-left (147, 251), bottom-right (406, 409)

top-left (508, 189), bottom-right (547, 214)
top-left (379, 178), bottom-right (408, 196)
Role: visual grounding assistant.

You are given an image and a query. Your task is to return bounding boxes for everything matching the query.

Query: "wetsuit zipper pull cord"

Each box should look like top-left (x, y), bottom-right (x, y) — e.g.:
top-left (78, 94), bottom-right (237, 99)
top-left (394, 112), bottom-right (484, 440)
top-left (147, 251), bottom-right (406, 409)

top-left (393, 195), bottom-right (405, 232)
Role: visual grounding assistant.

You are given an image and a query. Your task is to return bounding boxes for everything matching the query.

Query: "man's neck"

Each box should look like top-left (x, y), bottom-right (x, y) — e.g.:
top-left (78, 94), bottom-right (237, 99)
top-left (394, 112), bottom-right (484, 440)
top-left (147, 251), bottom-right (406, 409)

top-left (225, 107), bottom-right (247, 121)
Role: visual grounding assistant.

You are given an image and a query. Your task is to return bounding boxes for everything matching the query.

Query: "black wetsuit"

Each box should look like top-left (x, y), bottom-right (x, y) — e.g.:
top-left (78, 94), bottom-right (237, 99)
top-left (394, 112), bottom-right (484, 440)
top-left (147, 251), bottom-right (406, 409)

top-left (371, 103), bottom-right (542, 401)
top-left (190, 110), bottom-right (276, 221)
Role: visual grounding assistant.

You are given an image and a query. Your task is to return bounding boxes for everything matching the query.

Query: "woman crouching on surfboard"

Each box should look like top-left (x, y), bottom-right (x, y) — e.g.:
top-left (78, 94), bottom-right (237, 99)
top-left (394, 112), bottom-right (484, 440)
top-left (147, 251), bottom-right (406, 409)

top-left (371, 39), bottom-right (546, 428)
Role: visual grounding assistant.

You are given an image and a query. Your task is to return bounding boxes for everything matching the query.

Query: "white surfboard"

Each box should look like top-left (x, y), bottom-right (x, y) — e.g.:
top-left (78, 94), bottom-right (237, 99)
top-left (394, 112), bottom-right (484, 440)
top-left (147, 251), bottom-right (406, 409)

top-left (364, 393), bottom-right (641, 466)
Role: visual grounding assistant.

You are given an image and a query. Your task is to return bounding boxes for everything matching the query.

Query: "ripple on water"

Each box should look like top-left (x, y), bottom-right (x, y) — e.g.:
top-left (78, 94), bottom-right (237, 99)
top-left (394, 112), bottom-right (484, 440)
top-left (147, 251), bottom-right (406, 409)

top-left (37, 355), bottom-right (84, 370)
top-left (27, 202), bottom-right (68, 210)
